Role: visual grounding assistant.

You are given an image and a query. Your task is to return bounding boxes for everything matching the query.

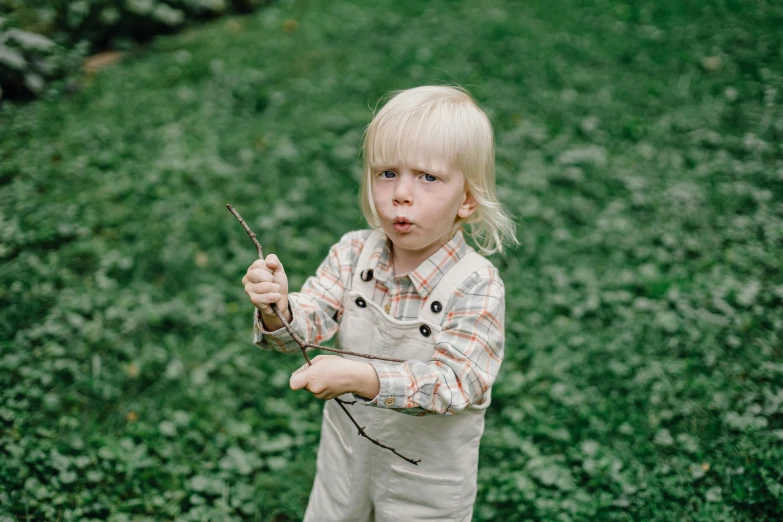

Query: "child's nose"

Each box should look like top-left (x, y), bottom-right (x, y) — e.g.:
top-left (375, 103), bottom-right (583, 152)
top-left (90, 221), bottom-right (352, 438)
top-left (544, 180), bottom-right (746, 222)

top-left (393, 176), bottom-right (414, 205)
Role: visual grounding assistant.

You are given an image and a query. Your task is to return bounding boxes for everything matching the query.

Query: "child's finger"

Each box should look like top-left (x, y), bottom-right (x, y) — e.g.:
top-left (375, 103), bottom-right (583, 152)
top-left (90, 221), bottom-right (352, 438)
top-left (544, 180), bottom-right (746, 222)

top-left (243, 266), bottom-right (272, 286)
top-left (266, 254), bottom-right (287, 278)
top-left (265, 254), bottom-right (282, 270)
top-left (289, 368), bottom-right (310, 390)
top-left (248, 281), bottom-right (280, 294)
top-left (249, 259), bottom-right (269, 271)
top-left (251, 269), bottom-right (275, 283)
top-left (249, 292), bottom-right (282, 306)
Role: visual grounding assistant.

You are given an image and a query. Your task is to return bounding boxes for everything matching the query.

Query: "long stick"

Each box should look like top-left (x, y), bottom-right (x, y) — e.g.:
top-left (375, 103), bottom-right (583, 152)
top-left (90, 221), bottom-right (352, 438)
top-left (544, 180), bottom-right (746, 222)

top-left (227, 204), bottom-right (420, 465)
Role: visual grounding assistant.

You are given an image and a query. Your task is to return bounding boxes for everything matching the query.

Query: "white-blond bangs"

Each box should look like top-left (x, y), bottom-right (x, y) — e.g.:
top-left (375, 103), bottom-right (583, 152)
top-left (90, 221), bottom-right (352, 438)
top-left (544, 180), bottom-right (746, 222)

top-left (364, 102), bottom-right (480, 176)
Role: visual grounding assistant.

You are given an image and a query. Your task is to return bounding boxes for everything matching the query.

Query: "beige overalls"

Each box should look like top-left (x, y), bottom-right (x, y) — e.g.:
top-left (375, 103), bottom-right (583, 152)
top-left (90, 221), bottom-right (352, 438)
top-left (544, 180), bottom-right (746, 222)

top-left (303, 230), bottom-right (493, 522)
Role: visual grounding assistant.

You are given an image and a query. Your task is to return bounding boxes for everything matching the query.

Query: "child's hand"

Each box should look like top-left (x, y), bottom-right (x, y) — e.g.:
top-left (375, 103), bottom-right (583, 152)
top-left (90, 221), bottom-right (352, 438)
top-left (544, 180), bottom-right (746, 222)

top-left (290, 355), bottom-right (381, 400)
top-left (243, 254), bottom-right (291, 326)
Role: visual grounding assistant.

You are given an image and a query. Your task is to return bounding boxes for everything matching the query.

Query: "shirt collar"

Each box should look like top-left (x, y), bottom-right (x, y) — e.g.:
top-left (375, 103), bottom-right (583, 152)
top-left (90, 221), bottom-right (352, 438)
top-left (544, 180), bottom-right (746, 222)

top-left (366, 229), bottom-right (470, 299)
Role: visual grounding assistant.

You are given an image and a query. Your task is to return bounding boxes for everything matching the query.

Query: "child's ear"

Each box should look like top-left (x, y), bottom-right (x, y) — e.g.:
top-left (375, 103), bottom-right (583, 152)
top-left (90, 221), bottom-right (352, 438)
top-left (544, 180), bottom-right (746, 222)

top-left (457, 191), bottom-right (478, 219)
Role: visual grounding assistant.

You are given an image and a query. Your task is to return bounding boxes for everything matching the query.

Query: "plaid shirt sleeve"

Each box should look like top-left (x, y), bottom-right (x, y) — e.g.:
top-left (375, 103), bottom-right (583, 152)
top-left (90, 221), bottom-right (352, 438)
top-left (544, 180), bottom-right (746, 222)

top-left (253, 231), bottom-right (369, 352)
top-left (366, 266), bottom-right (505, 416)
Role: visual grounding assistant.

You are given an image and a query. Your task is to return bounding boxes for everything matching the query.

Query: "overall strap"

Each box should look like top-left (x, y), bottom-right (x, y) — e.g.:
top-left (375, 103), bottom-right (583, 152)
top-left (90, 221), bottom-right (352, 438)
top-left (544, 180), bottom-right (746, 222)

top-left (419, 252), bottom-right (493, 325)
top-left (351, 229), bottom-right (385, 295)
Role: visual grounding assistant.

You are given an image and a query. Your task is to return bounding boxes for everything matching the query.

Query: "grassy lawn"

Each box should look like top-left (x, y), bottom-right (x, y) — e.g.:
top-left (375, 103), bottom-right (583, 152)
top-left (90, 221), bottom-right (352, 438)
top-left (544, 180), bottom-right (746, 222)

top-left (1, 0), bottom-right (782, 520)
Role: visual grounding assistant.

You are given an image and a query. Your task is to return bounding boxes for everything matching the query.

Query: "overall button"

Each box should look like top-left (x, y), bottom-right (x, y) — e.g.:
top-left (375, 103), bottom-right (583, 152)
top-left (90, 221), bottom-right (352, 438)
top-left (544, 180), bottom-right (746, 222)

top-left (430, 301), bottom-right (443, 313)
top-left (360, 269), bottom-right (374, 282)
top-left (419, 325), bottom-right (431, 337)
top-left (384, 303), bottom-right (391, 314)
top-left (384, 396), bottom-right (396, 407)
top-left (355, 297), bottom-right (367, 308)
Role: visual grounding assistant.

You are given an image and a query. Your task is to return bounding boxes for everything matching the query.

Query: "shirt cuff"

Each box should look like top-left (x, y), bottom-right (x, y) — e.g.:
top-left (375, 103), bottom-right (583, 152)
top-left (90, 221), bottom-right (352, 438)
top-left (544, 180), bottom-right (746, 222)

top-left (365, 361), bottom-right (407, 409)
top-left (252, 302), bottom-right (302, 354)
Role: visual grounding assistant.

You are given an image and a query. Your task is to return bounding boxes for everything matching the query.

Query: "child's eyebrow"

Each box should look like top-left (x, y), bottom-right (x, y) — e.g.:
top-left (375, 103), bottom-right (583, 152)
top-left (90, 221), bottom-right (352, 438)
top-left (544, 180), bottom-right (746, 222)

top-left (369, 161), bottom-right (398, 169)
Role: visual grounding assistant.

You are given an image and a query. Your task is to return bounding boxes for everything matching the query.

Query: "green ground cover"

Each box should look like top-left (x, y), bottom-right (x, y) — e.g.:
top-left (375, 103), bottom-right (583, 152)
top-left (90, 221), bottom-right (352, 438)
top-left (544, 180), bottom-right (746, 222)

top-left (1, 0), bottom-right (782, 520)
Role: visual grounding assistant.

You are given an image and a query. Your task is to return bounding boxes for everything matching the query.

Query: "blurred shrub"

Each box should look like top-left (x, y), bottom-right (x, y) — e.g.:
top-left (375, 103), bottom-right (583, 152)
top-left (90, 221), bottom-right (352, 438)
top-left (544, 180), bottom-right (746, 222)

top-left (0, 0), bottom-right (271, 101)
top-left (0, 16), bottom-right (85, 100)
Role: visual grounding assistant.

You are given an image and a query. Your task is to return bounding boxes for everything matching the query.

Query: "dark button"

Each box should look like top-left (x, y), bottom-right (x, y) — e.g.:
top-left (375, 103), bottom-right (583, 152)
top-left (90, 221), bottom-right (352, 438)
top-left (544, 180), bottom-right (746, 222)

top-left (355, 297), bottom-right (367, 308)
top-left (360, 269), bottom-right (374, 282)
top-left (419, 325), bottom-right (431, 337)
top-left (430, 301), bottom-right (443, 313)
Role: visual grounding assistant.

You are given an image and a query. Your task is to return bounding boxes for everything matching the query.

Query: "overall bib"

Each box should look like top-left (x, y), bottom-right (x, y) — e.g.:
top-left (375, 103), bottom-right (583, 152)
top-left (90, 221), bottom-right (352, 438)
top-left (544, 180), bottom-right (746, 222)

top-left (304, 230), bottom-right (493, 522)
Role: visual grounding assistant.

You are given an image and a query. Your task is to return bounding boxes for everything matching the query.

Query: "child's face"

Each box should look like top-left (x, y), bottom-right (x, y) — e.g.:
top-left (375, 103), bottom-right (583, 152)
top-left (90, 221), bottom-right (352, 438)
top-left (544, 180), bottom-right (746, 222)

top-left (371, 153), bottom-right (476, 268)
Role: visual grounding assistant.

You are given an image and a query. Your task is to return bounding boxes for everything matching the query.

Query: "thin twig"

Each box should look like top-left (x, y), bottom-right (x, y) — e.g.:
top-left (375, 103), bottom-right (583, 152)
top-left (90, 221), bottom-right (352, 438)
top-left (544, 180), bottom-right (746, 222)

top-left (227, 204), bottom-right (420, 465)
top-left (303, 343), bottom-right (404, 363)
top-left (335, 398), bottom-right (421, 465)
top-left (227, 204), bottom-right (264, 258)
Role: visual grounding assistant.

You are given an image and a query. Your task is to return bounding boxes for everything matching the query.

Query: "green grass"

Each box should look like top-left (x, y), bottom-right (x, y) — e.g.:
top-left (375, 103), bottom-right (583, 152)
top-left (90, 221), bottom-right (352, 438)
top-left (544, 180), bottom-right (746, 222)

top-left (1, 0), bottom-right (782, 520)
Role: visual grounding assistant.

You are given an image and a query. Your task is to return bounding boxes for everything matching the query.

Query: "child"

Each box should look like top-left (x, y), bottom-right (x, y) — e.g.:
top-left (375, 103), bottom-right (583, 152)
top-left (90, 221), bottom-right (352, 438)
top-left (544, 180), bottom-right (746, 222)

top-left (242, 85), bottom-right (517, 522)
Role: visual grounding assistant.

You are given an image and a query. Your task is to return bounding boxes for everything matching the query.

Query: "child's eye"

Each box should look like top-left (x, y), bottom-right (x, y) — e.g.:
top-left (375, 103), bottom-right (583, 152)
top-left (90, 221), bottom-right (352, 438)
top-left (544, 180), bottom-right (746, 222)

top-left (380, 170), bottom-right (396, 179)
top-left (421, 173), bottom-right (438, 182)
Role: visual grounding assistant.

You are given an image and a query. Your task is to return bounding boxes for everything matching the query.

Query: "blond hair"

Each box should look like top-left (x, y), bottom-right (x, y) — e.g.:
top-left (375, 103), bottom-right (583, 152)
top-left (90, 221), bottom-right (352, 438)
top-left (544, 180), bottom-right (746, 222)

top-left (360, 85), bottom-right (518, 255)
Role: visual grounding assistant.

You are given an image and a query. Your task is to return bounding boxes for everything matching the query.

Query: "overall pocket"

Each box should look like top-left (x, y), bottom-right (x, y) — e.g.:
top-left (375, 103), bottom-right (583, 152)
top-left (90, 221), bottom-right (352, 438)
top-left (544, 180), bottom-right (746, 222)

top-left (383, 463), bottom-right (465, 521)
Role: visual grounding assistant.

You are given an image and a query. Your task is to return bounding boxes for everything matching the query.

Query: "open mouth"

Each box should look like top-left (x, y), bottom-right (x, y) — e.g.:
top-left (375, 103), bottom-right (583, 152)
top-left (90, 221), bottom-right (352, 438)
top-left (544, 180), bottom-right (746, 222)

top-left (393, 217), bottom-right (413, 233)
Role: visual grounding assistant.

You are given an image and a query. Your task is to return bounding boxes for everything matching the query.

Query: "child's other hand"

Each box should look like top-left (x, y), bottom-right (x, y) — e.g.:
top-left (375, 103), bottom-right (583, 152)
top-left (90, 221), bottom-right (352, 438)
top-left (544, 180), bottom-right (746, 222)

top-left (243, 254), bottom-right (291, 323)
top-left (290, 355), bottom-right (381, 400)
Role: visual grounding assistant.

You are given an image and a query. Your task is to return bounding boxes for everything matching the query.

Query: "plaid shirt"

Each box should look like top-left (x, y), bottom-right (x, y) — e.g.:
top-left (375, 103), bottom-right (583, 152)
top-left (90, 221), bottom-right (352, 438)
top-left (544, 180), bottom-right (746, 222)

top-left (254, 229), bottom-right (505, 416)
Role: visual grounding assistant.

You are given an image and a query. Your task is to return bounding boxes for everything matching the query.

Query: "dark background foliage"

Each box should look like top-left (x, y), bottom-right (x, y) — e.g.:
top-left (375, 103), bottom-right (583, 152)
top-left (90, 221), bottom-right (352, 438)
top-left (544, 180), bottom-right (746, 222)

top-left (1, 0), bottom-right (782, 520)
top-left (0, 0), bottom-right (270, 100)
